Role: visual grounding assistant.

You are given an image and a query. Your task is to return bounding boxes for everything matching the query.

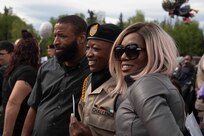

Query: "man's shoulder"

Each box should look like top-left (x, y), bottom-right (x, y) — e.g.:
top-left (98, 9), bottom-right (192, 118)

top-left (40, 57), bottom-right (60, 69)
top-left (39, 57), bottom-right (65, 75)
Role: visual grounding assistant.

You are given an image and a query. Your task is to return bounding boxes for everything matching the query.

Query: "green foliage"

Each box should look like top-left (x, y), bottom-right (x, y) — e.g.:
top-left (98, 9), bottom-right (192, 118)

top-left (39, 38), bottom-right (53, 57)
top-left (117, 13), bottom-right (125, 30)
top-left (164, 19), bottom-right (204, 56)
top-left (0, 6), bottom-right (203, 57)
top-left (120, 10), bottom-right (204, 56)
top-left (75, 13), bottom-right (86, 20)
top-left (86, 10), bottom-right (98, 25)
top-left (0, 6), bottom-right (35, 43)
top-left (47, 10), bottom-right (204, 57)
top-left (125, 10), bottom-right (145, 28)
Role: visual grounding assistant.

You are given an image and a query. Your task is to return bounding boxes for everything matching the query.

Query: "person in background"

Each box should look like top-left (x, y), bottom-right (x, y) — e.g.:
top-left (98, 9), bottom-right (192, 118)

top-left (172, 54), bottom-right (195, 88)
top-left (0, 30), bottom-right (39, 136)
top-left (69, 23), bottom-right (122, 136)
top-left (0, 41), bottom-right (14, 100)
top-left (183, 54), bottom-right (193, 66)
top-left (47, 44), bottom-right (56, 58)
top-left (0, 41), bottom-right (14, 67)
top-left (171, 54), bottom-right (197, 117)
top-left (109, 22), bottom-right (187, 136)
top-left (0, 41), bottom-right (14, 119)
top-left (182, 54), bottom-right (193, 67)
top-left (40, 44), bottom-right (56, 63)
top-left (22, 15), bottom-right (90, 136)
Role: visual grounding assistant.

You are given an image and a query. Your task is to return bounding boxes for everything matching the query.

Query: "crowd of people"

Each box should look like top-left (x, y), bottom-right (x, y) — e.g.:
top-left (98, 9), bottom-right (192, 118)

top-left (0, 14), bottom-right (203, 136)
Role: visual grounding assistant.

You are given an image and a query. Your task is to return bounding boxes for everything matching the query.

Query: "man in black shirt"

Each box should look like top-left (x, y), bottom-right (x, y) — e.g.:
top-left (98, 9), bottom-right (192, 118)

top-left (22, 15), bottom-right (90, 136)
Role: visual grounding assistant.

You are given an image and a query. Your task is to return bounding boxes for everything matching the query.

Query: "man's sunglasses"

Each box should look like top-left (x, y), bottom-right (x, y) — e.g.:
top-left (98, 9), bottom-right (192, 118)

top-left (114, 44), bottom-right (146, 60)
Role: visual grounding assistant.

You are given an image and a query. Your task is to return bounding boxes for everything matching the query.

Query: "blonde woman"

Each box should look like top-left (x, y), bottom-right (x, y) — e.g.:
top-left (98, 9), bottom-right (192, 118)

top-left (109, 22), bottom-right (187, 136)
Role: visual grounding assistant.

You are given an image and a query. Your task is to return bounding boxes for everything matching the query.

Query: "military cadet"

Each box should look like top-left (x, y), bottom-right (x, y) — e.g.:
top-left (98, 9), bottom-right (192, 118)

top-left (69, 23), bottom-right (122, 136)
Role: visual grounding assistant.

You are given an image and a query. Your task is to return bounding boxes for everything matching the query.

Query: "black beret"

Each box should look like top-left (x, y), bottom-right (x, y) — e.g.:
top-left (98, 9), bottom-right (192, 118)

top-left (86, 23), bottom-right (122, 43)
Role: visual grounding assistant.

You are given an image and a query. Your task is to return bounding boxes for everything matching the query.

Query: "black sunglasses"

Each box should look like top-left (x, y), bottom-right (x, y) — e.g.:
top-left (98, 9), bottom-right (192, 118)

top-left (114, 44), bottom-right (146, 60)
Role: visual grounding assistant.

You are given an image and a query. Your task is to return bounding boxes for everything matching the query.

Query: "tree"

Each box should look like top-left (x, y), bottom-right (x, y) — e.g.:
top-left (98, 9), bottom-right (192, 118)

top-left (160, 18), bottom-right (204, 56)
top-left (75, 13), bottom-right (86, 20)
top-left (0, 7), bottom-right (13, 40)
top-left (125, 10), bottom-right (145, 27)
top-left (4, 6), bottom-right (202, 57)
top-left (0, 6), bottom-right (35, 42)
top-left (160, 17), bottom-right (174, 36)
top-left (86, 10), bottom-right (97, 25)
top-left (117, 13), bottom-right (125, 29)
top-left (173, 20), bottom-right (204, 56)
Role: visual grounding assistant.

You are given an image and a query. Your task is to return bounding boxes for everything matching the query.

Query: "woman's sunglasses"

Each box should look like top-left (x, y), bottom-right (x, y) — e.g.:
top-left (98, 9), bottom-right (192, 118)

top-left (114, 44), bottom-right (146, 60)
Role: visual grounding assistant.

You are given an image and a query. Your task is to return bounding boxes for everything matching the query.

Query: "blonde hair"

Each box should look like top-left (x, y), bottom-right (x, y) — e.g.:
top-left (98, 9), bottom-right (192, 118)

top-left (195, 55), bottom-right (204, 89)
top-left (109, 22), bottom-right (179, 96)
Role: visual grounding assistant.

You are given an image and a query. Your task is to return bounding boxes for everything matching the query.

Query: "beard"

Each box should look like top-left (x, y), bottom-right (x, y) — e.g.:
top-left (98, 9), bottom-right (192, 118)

top-left (55, 40), bottom-right (78, 63)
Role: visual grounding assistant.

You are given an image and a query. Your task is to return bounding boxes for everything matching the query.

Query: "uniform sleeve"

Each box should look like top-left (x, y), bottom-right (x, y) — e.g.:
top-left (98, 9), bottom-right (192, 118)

top-left (27, 66), bottom-right (42, 110)
top-left (128, 76), bottom-right (183, 136)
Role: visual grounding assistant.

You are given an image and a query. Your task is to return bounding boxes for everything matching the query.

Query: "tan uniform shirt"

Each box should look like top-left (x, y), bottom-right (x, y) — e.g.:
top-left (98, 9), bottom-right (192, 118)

top-left (78, 77), bottom-right (118, 136)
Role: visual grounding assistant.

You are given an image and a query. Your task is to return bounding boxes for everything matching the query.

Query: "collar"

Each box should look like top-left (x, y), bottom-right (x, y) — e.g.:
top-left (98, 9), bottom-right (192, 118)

top-left (61, 56), bottom-right (88, 72)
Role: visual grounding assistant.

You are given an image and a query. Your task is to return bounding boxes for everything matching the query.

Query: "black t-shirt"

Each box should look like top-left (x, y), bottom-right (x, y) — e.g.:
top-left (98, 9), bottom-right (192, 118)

top-left (0, 65), bottom-right (37, 135)
top-left (0, 65), bottom-right (6, 106)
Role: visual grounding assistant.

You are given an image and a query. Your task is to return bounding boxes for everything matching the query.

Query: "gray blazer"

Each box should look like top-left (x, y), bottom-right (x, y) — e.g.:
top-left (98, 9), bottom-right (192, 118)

top-left (116, 73), bottom-right (185, 136)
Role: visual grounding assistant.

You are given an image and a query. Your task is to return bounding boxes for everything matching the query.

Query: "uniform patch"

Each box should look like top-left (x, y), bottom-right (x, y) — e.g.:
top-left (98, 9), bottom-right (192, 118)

top-left (89, 24), bottom-right (98, 36)
top-left (92, 104), bottom-right (114, 117)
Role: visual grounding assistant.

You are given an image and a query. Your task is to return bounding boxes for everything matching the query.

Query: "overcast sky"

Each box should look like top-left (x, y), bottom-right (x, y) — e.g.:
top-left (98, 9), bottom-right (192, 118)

top-left (0, 0), bottom-right (204, 31)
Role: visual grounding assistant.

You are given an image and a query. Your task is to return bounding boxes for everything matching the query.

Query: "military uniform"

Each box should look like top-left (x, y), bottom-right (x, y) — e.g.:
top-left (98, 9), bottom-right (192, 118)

top-left (78, 74), bottom-right (118, 136)
top-left (76, 23), bottom-right (122, 136)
